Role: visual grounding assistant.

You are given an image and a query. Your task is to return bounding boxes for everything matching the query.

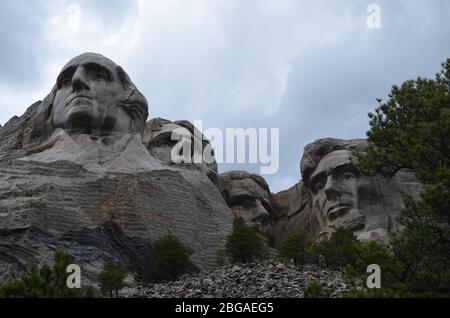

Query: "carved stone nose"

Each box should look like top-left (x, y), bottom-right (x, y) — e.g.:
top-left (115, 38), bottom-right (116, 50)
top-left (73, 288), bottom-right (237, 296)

top-left (324, 176), bottom-right (341, 200)
top-left (72, 66), bottom-right (90, 91)
top-left (253, 200), bottom-right (270, 223)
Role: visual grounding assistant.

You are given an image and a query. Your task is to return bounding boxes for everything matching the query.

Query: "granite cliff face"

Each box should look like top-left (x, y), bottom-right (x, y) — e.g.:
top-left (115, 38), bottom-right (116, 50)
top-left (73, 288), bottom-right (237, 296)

top-left (0, 52), bottom-right (422, 288)
top-left (0, 53), bottom-right (233, 285)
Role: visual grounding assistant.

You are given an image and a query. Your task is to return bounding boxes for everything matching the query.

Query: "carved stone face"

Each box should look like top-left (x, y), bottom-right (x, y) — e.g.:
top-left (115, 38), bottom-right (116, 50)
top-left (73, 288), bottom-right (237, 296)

top-left (309, 150), bottom-right (368, 236)
top-left (144, 119), bottom-right (217, 172)
top-left (224, 175), bottom-right (272, 233)
top-left (52, 53), bottom-right (129, 134)
top-left (146, 122), bottom-right (190, 164)
top-left (296, 138), bottom-right (420, 244)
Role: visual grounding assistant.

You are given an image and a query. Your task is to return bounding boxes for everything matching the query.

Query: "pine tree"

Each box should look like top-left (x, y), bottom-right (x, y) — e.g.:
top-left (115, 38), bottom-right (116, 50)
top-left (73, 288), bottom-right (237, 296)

top-left (0, 251), bottom-right (94, 298)
top-left (98, 261), bottom-right (127, 297)
top-left (278, 231), bottom-right (310, 269)
top-left (358, 59), bottom-right (450, 294)
top-left (225, 217), bottom-right (265, 264)
top-left (303, 282), bottom-right (329, 298)
top-left (146, 234), bottom-right (195, 282)
top-left (329, 228), bottom-right (360, 272)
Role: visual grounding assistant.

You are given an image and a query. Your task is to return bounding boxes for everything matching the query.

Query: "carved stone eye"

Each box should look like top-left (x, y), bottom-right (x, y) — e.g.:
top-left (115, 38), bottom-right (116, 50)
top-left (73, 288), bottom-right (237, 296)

top-left (158, 140), bottom-right (173, 147)
top-left (314, 182), bottom-right (324, 192)
top-left (261, 201), bottom-right (272, 214)
top-left (61, 78), bottom-right (71, 87)
top-left (230, 196), bottom-right (255, 209)
top-left (241, 197), bottom-right (255, 209)
top-left (342, 172), bottom-right (356, 180)
top-left (93, 72), bottom-right (108, 82)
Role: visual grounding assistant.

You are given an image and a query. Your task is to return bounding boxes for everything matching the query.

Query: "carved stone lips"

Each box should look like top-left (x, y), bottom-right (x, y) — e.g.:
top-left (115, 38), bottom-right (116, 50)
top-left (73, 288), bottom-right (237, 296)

top-left (327, 204), bottom-right (352, 218)
top-left (66, 95), bottom-right (93, 105)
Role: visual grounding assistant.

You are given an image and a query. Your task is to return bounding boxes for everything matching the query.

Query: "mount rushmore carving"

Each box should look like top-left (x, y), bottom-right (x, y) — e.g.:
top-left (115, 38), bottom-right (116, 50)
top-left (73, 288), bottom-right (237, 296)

top-left (0, 53), bottom-right (420, 284)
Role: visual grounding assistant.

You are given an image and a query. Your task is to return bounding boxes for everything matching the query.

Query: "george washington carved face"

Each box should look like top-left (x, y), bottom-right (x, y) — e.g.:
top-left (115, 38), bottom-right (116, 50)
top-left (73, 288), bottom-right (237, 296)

top-left (51, 53), bottom-right (148, 135)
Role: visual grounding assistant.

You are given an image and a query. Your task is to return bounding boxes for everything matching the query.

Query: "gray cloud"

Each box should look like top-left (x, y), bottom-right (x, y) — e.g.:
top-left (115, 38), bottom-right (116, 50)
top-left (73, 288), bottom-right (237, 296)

top-left (267, 0), bottom-right (450, 192)
top-left (1, 0), bottom-right (449, 193)
top-left (0, 1), bottom-right (44, 86)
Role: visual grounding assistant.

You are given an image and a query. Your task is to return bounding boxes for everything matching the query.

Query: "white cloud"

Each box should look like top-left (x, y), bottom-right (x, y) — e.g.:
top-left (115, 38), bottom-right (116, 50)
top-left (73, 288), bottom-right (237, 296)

top-left (118, 0), bottom-right (362, 122)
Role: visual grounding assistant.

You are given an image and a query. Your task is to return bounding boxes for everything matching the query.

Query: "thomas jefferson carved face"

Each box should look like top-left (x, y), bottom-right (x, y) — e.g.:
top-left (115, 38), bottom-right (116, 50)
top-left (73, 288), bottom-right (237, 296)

top-left (144, 118), bottom-right (217, 172)
top-left (52, 53), bottom-right (146, 134)
top-left (309, 150), bottom-right (368, 235)
top-left (146, 121), bottom-right (190, 164)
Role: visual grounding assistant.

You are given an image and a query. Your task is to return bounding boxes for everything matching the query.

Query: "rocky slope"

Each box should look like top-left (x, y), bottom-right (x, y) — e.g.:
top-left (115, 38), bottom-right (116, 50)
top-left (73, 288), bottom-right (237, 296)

top-left (120, 262), bottom-right (350, 298)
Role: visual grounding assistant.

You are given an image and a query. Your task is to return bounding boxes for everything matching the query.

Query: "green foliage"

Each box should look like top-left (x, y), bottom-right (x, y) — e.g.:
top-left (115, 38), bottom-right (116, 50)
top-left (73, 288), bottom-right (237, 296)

top-left (344, 287), bottom-right (406, 298)
top-left (146, 234), bottom-right (195, 282)
top-left (357, 58), bottom-right (450, 295)
top-left (303, 282), bottom-right (329, 298)
top-left (345, 284), bottom-right (449, 298)
top-left (225, 217), bottom-right (265, 264)
top-left (0, 251), bottom-right (95, 298)
top-left (307, 243), bottom-right (321, 267)
top-left (354, 241), bottom-right (390, 269)
top-left (389, 197), bottom-right (450, 293)
top-left (343, 265), bottom-right (361, 289)
top-left (98, 261), bottom-right (127, 297)
top-left (309, 230), bottom-right (407, 296)
top-left (313, 229), bottom-right (361, 271)
top-left (356, 59), bottom-right (450, 182)
top-left (314, 237), bottom-right (333, 268)
top-left (329, 228), bottom-right (360, 271)
top-left (278, 231), bottom-right (311, 269)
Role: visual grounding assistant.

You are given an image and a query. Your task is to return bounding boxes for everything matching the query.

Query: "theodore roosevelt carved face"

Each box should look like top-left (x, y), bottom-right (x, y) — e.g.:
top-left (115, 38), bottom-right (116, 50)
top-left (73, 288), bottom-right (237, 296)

top-left (221, 171), bottom-right (272, 234)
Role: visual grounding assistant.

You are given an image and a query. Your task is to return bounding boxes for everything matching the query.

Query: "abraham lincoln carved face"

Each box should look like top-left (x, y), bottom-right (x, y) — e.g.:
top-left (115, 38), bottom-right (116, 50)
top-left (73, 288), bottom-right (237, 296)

top-left (301, 140), bottom-right (375, 239)
top-left (309, 150), bottom-right (361, 225)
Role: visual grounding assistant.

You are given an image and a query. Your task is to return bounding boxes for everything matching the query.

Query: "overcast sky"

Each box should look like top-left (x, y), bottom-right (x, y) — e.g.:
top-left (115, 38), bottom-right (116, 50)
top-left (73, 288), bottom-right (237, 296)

top-left (1, 0), bottom-right (449, 192)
